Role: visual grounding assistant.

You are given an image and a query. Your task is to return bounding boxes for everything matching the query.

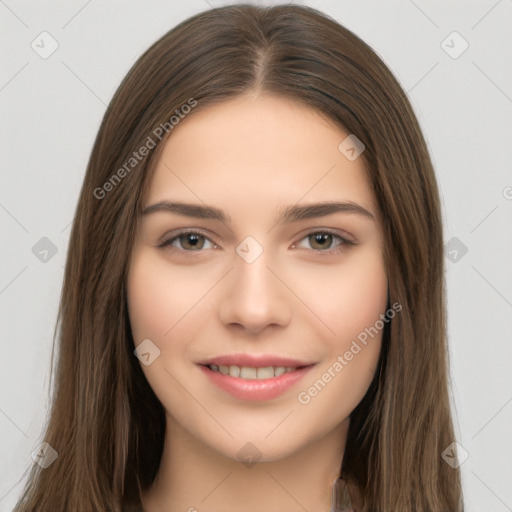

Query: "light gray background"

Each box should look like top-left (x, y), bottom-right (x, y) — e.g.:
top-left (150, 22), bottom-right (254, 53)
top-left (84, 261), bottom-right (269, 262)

top-left (1, 1), bottom-right (511, 510)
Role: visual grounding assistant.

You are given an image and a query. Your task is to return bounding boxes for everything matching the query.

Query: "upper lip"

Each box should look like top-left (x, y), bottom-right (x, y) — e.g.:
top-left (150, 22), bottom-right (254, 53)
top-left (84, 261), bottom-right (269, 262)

top-left (199, 354), bottom-right (316, 368)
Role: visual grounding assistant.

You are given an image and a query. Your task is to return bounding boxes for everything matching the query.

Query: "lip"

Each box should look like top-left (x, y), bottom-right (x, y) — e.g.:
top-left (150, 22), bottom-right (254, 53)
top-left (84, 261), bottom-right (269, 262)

top-left (199, 353), bottom-right (315, 368)
top-left (198, 362), bottom-right (316, 401)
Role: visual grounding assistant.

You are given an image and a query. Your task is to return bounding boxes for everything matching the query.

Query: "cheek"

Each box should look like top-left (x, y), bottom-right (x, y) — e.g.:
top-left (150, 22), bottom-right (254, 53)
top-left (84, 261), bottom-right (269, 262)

top-left (293, 248), bottom-right (388, 416)
top-left (126, 250), bottom-right (212, 412)
top-left (292, 247), bottom-right (388, 344)
top-left (127, 249), bottom-right (212, 345)
top-left (329, 249), bottom-right (388, 379)
top-left (335, 249), bottom-right (389, 341)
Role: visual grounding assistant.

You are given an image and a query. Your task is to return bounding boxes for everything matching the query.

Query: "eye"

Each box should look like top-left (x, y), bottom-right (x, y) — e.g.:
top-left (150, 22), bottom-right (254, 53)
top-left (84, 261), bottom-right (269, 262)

top-left (158, 231), bottom-right (216, 252)
top-left (157, 229), bottom-right (354, 255)
top-left (293, 230), bottom-right (354, 255)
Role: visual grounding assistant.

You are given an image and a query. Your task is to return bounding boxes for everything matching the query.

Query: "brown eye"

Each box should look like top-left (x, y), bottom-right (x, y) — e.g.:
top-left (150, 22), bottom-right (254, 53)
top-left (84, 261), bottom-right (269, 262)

top-left (294, 230), bottom-right (354, 255)
top-left (177, 233), bottom-right (206, 250)
top-left (308, 233), bottom-right (334, 250)
top-left (158, 231), bottom-right (215, 252)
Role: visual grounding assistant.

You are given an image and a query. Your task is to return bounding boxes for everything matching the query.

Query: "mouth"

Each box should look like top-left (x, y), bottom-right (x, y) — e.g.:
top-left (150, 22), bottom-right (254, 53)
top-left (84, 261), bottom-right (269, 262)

top-left (204, 363), bottom-right (309, 379)
top-left (197, 355), bottom-right (316, 401)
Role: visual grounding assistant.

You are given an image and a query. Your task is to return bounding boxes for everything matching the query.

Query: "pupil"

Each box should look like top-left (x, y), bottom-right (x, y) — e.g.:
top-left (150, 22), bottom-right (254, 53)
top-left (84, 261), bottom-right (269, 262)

top-left (184, 234), bottom-right (202, 249)
top-left (313, 233), bottom-right (331, 248)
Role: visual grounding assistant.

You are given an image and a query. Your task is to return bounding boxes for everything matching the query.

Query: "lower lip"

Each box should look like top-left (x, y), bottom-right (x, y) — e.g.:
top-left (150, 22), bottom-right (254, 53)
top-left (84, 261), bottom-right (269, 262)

top-left (198, 364), bottom-right (315, 401)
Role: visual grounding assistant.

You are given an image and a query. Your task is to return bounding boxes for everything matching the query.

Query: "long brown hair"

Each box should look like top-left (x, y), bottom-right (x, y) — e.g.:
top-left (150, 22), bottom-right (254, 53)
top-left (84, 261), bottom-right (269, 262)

top-left (13, 4), bottom-right (463, 511)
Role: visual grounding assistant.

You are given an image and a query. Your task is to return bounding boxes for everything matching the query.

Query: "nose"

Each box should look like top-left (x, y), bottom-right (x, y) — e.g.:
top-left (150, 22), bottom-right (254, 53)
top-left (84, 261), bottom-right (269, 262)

top-left (218, 248), bottom-right (292, 336)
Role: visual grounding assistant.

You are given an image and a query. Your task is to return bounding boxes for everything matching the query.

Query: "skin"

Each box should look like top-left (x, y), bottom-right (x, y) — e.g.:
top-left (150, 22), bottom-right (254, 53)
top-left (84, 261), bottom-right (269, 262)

top-left (127, 93), bottom-right (388, 512)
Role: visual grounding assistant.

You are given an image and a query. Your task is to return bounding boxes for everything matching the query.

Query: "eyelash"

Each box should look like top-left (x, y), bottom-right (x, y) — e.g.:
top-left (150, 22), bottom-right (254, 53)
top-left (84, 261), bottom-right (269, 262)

top-left (157, 229), bottom-right (355, 256)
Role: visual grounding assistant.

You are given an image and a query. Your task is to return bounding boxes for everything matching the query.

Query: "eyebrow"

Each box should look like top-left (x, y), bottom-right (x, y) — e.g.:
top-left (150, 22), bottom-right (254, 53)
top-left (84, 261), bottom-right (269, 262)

top-left (142, 200), bottom-right (375, 223)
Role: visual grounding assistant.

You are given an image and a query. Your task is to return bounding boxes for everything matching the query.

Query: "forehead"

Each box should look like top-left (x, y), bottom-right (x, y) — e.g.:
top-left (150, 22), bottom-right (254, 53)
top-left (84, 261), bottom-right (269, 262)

top-left (145, 94), bottom-right (376, 217)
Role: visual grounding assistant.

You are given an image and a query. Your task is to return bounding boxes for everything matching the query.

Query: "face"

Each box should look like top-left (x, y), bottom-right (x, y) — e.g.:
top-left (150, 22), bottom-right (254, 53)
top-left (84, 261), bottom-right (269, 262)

top-left (127, 94), bottom-right (388, 463)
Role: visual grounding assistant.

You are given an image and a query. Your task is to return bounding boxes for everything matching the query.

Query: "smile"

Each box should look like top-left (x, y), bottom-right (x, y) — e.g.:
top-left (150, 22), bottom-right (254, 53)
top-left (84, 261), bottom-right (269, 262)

top-left (199, 363), bottom-right (315, 401)
top-left (207, 364), bottom-right (298, 379)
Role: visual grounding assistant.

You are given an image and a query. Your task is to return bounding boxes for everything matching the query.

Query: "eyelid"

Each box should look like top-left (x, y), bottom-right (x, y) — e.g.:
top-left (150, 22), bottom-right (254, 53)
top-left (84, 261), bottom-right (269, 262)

top-left (294, 226), bottom-right (356, 245)
top-left (157, 228), bottom-right (218, 251)
top-left (157, 228), bottom-right (356, 254)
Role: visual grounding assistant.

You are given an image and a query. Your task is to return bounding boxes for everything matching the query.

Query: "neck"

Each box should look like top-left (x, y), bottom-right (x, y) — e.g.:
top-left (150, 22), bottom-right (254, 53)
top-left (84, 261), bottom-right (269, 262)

top-left (142, 414), bottom-right (350, 512)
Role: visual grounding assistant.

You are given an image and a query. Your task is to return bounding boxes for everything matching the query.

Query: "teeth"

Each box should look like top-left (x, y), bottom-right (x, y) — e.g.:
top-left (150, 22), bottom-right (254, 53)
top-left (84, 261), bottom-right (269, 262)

top-left (274, 366), bottom-right (286, 377)
top-left (240, 367), bottom-right (257, 379)
top-left (256, 367), bottom-right (274, 379)
top-left (229, 365), bottom-right (240, 377)
top-left (208, 364), bottom-right (297, 379)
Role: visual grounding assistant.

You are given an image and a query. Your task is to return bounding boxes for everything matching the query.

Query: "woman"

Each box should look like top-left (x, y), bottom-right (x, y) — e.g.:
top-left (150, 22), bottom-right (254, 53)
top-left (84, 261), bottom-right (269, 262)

top-left (13, 3), bottom-right (463, 511)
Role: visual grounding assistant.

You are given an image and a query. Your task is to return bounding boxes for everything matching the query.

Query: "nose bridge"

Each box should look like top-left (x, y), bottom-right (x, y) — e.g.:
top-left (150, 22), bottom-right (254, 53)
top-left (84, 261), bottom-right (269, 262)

top-left (233, 239), bottom-right (277, 310)
top-left (236, 245), bottom-right (272, 293)
top-left (218, 236), bottom-right (291, 332)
